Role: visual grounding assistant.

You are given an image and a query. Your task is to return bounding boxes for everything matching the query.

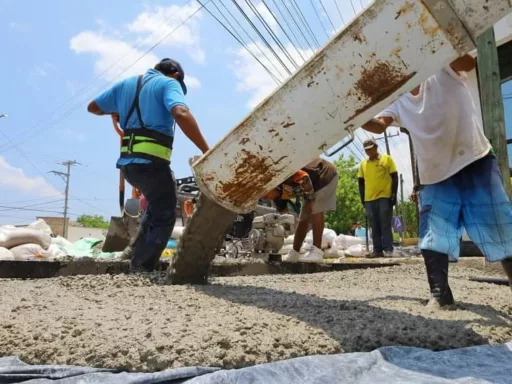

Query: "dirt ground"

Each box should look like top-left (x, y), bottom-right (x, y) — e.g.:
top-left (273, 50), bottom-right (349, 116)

top-left (0, 263), bottom-right (510, 372)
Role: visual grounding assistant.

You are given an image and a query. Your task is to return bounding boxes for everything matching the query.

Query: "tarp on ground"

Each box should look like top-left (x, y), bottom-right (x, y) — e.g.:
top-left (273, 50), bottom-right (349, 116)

top-left (1, 342), bottom-right (511, 383)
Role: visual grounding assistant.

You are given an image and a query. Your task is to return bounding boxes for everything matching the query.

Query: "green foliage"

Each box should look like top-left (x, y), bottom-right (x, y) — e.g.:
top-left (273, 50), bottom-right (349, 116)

top-left (325, 155), bottom-right (365, 234)
top-left (397, 200), bottom-right (419, 238)
top-left (77, 214), bottom-right (109, 229)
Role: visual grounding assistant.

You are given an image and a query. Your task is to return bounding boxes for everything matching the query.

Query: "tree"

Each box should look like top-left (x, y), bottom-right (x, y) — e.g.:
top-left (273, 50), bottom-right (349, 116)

top-left (77, 214), bottom-right (109, 229)
top-left (325, 155), bottom-right (366, 234)
top-left (397, 200), bottom-right (419, 238)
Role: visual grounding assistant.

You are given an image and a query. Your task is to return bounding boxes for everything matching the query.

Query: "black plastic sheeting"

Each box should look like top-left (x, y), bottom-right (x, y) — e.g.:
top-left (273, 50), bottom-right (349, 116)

top-left (1, 342), bottom-right (511, 384)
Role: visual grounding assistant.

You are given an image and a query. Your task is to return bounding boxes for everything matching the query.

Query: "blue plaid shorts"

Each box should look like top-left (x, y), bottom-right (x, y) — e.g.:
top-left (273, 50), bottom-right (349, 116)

top-left (419, 154), bottom-right (512, 262)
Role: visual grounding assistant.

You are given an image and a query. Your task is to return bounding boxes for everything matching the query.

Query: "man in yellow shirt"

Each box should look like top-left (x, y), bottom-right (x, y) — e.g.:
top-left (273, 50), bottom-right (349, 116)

top-left (357, 138), bottom-right (398, 257)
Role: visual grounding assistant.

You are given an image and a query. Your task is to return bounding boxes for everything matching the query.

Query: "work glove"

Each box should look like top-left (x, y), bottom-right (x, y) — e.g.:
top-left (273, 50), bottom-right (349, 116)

top-left (391, 194), bottom-right (397, 207)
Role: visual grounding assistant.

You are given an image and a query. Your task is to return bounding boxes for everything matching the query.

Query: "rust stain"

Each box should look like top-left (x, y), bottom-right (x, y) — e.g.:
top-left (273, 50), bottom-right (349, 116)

top-left (418, 8), bottom-right (440, 37)
top-left (239, 137), bottom-right (250, 145)
top-left (351, 31), bottom-right (367, 44)
top-left (343, 60), bottom-right (416, 124)
top-left (391, 46), bottom-right (403, 57)
top-left (218, 150), bottom-right (285, 207)
top-left (395, 1), bottom-right (413, 19)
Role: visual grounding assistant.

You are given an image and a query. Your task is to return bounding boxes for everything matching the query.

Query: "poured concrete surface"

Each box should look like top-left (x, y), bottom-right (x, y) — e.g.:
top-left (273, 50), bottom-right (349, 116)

top-left (0, 264), bottom-right (510, 372)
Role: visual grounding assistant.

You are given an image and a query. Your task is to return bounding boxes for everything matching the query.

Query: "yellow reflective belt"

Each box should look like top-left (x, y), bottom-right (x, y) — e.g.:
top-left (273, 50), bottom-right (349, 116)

top-left (121, 142), bottom-right (171, 161)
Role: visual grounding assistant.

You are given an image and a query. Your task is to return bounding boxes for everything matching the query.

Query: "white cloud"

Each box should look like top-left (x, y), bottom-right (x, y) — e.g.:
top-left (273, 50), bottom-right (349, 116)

top-left (230, 42), bottom-right (313, 108)
top-left (0, 157), bottom-right (61, 197)
top-left (70, 4), bottom-right (203, 89)
top-left (70, 31), bottom-right (201, 89)
top-left (128, 3), bottom-right (205, 64)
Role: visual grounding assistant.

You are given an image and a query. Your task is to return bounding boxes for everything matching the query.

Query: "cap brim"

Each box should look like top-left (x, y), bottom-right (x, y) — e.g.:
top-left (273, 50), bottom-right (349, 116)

top-left (179, 80), bottom-right (187, 95)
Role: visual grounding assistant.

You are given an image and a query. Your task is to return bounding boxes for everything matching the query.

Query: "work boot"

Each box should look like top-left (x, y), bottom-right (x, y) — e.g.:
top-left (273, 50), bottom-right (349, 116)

top-left (501, 258), bottom-right (512, 291)
top-left (422, 250), bottom-right (456, 310)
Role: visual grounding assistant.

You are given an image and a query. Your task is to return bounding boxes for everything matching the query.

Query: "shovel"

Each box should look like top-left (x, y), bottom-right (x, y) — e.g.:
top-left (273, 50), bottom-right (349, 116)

top-left (102, 115), bottom-right (140, 252)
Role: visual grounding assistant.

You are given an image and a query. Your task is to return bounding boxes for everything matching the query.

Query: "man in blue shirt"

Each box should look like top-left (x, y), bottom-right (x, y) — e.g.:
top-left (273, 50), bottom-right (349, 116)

top-left (87, 58), bottom-right (209, 272)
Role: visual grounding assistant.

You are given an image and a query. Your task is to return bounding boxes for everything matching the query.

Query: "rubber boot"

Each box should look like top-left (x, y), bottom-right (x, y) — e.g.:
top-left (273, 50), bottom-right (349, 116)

top-left (501, 258), bottom-right (512, 292)
top-left (422, 250), bottom-right (455, 309)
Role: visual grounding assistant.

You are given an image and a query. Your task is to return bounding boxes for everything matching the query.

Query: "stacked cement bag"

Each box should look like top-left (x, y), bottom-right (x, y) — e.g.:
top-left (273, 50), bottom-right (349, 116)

top-left (0, 220), bottom-right (67, 261)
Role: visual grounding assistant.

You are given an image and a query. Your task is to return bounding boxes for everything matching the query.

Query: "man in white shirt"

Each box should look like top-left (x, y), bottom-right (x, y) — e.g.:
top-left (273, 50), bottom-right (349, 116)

top-left (362, 54), bottom-right (512, 308)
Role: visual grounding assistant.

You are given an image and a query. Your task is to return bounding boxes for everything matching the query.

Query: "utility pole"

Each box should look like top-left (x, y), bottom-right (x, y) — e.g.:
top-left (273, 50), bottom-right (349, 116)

top-left (383, 132), bottom-right (391, 155)
top-left (49, 160), bottom-right (80, 238)
top-left (375, 130), bottom-right (398, 156)
top-left (476, 28), bottom-right (511, 199)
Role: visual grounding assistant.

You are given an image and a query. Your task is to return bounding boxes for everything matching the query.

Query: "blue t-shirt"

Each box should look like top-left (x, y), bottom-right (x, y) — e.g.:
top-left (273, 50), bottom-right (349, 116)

top-left (94, 68), bottom-right (187, 167)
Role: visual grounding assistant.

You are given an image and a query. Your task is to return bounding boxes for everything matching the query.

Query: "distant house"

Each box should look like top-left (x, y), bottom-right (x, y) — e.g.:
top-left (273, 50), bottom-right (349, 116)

top-left (36, 216), bottom-right (105, 242)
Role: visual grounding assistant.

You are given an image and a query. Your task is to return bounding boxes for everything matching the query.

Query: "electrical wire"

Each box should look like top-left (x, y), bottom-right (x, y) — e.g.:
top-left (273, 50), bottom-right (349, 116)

top-left (348, 0), bottom-right (357, 14)
top-left (308, 0), bottom-right (330, 39)
top-left (217, 0), bottom-right (287, 79)
top-left (269, 0), bottom-right (313, 55)
top-left (290, 0), bottom-right (321, 48)
top-left (200, 0), bottom-right (283, 83)
top-left (332, 0), bottom-right (346, 25)
top-left (245, 0), bottom-right (300, 70)
top-left (277, 0), bottom-right (316, 53)
top-left (231, 0), bottom-right (293, 76)
top-left (0, 199), bottom-right (64, 212)
top-left (261, 0), bottom-right (307, 62)
top-left (318, 0), bottom-right (336, 33)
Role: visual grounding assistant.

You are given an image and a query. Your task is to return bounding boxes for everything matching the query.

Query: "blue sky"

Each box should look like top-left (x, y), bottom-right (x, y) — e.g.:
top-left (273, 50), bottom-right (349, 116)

top-left (0, 0), bottom-right (511, 225)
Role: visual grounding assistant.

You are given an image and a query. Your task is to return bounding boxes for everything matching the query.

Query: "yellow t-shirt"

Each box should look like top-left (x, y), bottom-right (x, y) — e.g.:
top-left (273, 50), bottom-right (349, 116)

top-left (357, 154), bottom-right (397, 202)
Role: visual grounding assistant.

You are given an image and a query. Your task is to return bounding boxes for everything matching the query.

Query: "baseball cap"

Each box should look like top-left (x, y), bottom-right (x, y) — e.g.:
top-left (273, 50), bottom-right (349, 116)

top-left (363, 138), bottom-right (377, 150)
top-left (156, 58), bottom-right (187, 95)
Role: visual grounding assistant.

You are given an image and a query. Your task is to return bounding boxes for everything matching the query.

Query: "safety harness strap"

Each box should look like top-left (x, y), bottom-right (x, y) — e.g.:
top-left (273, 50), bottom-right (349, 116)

top-left (120, 75), bottom-right (173, 164)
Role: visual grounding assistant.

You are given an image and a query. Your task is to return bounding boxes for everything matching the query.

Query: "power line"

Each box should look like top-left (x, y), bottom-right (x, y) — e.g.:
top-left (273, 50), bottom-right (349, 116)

top-left (277, 0), bottom-right (316, 53)
top-left (318, 0), bottom-right (336, 33)
top-left (332, 0), bottom-right (346, 25)
top-left (289, 0), bottom-right (321, 48)
top-left (0, 199), bottom-right (64, 212)
top-left (308, 0), bottom-right (330, 39)
top-left (202, 0), bottom-right (283, 82)
top-left (261, 0), bottom-right (308, 62)
top-left (245, 0), bottom-right (300, 70)
top-left (231, 0), bottom-right (293, 76)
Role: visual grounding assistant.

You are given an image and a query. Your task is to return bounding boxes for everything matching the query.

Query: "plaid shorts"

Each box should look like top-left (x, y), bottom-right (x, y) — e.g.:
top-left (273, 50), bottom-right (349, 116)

top-left (419, 154), bottom-right (512, 262)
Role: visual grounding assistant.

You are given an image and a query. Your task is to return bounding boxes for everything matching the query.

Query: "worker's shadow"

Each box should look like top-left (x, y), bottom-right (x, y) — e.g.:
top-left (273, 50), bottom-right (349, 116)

top-left (373, 295), bottom-right (512, 326)
top-left (195, 283), bottom-right (511, 381)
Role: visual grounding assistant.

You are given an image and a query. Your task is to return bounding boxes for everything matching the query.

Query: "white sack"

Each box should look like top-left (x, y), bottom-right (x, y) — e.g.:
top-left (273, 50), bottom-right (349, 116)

top-left (27, 219), bottom-right (53, 236)
top-left (304, 228), bottom-right (337, 249)
top-left (171, 226), bottom-right (185, 239)
top-left (345, 244), bottom-right (373, 257)
top-left (10, 243), bottom-right (50, 261)
top-left (0, 227), bottom-right (51, 250)
top-left (0, 247), bottom-right (14, 261)
top-left (47, 244), bottom-right (67, 260)
top-left (51, 236), bottom-right (73, 248)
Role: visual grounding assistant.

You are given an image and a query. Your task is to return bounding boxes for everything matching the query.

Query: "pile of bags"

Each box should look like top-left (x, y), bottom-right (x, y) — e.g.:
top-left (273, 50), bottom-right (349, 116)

top-left (0, 219), bottom-right (67, 261)
top-left (281, 228), bottom-right (371, 259)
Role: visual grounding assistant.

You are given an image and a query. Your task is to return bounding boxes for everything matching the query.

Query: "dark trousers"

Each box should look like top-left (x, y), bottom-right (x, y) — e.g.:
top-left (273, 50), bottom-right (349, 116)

top-left (122, 163), bottom-right (177, 272)
top-left (365, 197), bottom-right (393, 254)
